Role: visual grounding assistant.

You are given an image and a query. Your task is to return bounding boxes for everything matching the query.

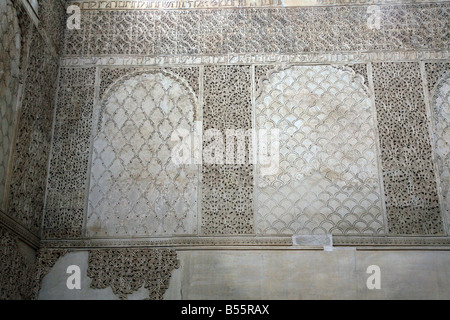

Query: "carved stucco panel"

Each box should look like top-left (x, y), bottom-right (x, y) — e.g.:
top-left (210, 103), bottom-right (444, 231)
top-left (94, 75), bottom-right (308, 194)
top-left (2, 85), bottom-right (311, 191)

top-left (255, 65), bottom-right (385, 235)
top-left (201, 65), bottom-right (254, 235)
top-left (44, 67), bottom-right (96, 239)
top-left (63, 5), bottom-right (449, 57)
top-left (0, 225), bottom-right (35, 300)
top-left (87, 72), bottom-right (199, 236)
top-left (8, 28), bottom-right (58, 235)
top-left (372, 62), bottom-right (443, 235)
top-left (87, 248), bottom-right (179, 300)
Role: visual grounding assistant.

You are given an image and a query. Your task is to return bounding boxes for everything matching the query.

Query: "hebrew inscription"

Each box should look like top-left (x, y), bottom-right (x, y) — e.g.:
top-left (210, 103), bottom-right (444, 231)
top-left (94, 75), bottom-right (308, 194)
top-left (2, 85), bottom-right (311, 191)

top-left (63, 5), bottom-right (449, 57)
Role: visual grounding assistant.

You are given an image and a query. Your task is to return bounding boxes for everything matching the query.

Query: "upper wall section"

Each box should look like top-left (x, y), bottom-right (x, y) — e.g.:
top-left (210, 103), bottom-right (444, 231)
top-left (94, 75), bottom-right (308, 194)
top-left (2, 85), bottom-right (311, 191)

top-left (62, 0), bottom-right (449, 57)
top-left (42, 0), bottom-right (450, 247)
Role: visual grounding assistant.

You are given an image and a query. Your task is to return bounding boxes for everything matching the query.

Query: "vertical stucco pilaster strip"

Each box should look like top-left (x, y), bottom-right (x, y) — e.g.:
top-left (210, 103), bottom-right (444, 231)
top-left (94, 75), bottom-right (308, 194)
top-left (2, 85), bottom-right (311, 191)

top-left (420, 61), bottom-right (448, 235)
top-left (43, 66), bottom-right (96, 239)
top-left (1, 0), bottom-right (34, 214)
top-left (197, 65), bottom-right (204, 236)
top-left (372, 62), bottom-right (443, 235)
top-left (367, 62), bottom-right (389, 235)
top-left (82, 66), bottom-right (101, 238)
top-left (42, 65), bottom-right (63, 238)
top-left (425, 62), bottom-right (450, 235)
top-left (201, 65), bottom-right (254, 235)
top-left (8, 28), bottom-right (59, 235)
top-left (251, 64), bottom-right (257, 235)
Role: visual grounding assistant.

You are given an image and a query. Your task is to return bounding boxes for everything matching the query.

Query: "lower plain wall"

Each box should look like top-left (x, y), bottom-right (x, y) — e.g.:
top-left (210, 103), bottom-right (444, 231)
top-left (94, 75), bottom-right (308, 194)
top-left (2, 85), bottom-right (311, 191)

top-left (38, 249), bottom-right (450, 300)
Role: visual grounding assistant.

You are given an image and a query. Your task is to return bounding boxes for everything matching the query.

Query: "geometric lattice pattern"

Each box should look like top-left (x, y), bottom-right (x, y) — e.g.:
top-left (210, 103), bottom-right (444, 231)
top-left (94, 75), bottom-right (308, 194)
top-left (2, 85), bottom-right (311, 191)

top-left (255, 65), bottom-right (385, 235)
top-left (431, 74), bottom-right (450, 234)
top-left (372, 62), bottom-right (443, 235)
top-left (87, 72), bottom-right (199, 236)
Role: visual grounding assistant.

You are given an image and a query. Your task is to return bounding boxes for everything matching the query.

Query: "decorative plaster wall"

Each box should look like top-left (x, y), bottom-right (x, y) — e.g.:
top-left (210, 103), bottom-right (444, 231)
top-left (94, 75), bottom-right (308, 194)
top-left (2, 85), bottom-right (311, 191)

top-left (0, 0), bottom-right (63, 300)
top-left (42, 1), bottom-right (450, 241)
top-left (0, 0), bottom-right (62, 237)
top-left (1, 0), bottom-right (449, 301)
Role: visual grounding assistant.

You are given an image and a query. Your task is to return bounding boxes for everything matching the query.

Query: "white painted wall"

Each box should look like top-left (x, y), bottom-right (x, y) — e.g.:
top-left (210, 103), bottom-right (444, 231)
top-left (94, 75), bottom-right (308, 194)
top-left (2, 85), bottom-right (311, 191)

top-left (39, 249), bottom-right (450, 300)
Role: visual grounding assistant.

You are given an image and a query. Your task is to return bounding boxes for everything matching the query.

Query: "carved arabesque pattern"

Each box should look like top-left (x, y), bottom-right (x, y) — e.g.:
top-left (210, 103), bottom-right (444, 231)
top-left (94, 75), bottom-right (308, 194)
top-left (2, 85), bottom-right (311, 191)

top-left (426, 62), bottom-right (450, 94)
top-left (8, 28), bottom-right (59, 235)
top-left (44, 67), bottom-right (96, 239)
top-left (87, 72), bottom-right (199, 236)
top-left (87, 248), bottom-right (179, 300)
top-left (372, 62), bottom-right (443, 235)
top-left (255, 65), bottom-right (384, 235)
top-left (0, 225), bottom-right (35, 300)
top-left (37, 0), bottom-right (65, 55)
top-left (32, 248), bottom-right (68, 298)
top-left (202, 65), bottom-right (253, 235)
top-left (63, 4), bottom-right (449, 56)
top-left (99, 66), bottom-right (200, 100)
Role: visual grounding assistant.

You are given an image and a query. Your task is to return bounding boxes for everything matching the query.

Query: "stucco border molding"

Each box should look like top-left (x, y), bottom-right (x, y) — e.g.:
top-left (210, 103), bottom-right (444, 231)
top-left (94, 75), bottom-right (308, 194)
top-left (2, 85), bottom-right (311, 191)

top-left (40, 235), bottom-right (450, 249)
top-left (66, 0), bottom-right (448, 11)
top-left (0, 211), bottom-right (40, 249)
top-left (60, 50), bottom-right (450, 68)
